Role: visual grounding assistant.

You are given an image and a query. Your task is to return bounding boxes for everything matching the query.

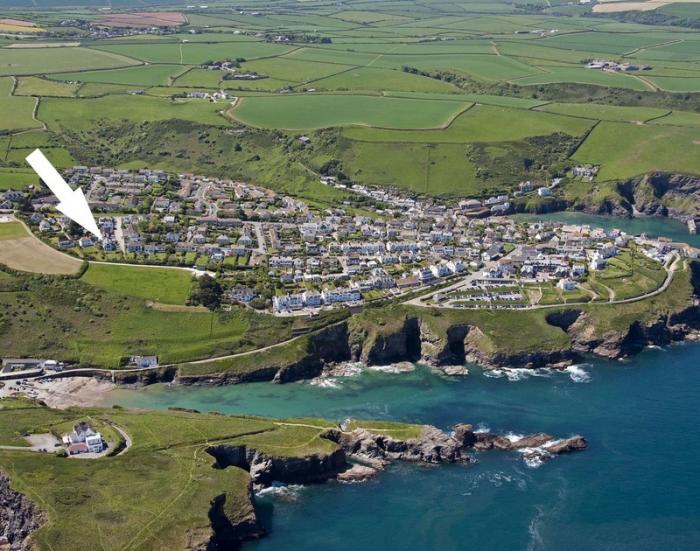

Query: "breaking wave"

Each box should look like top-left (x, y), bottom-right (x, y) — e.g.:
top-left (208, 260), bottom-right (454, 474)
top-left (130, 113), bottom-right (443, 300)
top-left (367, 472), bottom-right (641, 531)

top-left (564, 364), bottom-right (591, 383)
top-left (256, 483), bottom-right (305, 501)
top-left (483, 364), bottom-right (592, 383)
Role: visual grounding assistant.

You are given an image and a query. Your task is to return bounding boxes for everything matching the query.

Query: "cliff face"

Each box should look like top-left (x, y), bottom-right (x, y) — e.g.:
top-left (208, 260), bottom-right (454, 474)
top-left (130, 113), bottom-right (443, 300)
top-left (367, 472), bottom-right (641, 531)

top-left (207, 478), bottom-right (264, 549)
top-left (0, 472), bottom-right (43, 551)
top-left (352, 317), bottom-right (421, 365)
top-left (569, 305), bottom-right (700, 360)
top-left (273, 322), bottom-right (351, 383)
top-left (607, 172), bottom-right (700, 220)
top-left (206, 444), bottom-right (348, 486)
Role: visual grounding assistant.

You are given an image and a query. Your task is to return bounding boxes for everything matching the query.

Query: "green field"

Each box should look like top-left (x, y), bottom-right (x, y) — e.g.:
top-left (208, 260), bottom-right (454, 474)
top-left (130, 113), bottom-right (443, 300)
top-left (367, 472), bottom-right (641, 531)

top-left (309, 66), bottom-right (461, 92)
top-left (53, 65), bottom-right (189, 87)
top-left (510, 67), bottom-right (650, 91)
top-left (0, 168), bottom-right (38, 190)
top-left (241, 57), bottom-right (355, 83)
top-left (94, 41), bottom-right (294, 65)
top-left (0, 222), bottom-right (25, 240)
top-left (344, 103), bottom-right (593, 143)
top-left (574, 121), bottom-right (700, 181)
top-left (14, 76), bottom-right (80, 97)
top-left (231, 94), bottom-right (472, 129)
top-left (39, 95), bottom-right (227, 130)
top-left (0, 46), bottom-right (140, 76)
top-left (0, 77), bottom-right (42, 133)
top-left (81, 264), bottom-right (194, 305)
top-left (535, 102), bottom-right (671, 123)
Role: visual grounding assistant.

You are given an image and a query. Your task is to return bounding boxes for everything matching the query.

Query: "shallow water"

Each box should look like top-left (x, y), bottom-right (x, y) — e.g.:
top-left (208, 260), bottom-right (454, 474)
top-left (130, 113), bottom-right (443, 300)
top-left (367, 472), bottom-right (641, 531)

top-left (108, 344), bottom-right (700, 551)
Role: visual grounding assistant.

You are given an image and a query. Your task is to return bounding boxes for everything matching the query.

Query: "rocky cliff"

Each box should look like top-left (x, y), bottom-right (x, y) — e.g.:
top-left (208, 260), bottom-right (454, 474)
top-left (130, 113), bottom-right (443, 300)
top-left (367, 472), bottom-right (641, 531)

top-left (569, 305), bottom-right (700, 360)
top-left (0, 472), bottom-right (43, 551)
top-left (578, 172), bottom-right (700, 221)
top-left (207, 477), bottom-right (264, 549)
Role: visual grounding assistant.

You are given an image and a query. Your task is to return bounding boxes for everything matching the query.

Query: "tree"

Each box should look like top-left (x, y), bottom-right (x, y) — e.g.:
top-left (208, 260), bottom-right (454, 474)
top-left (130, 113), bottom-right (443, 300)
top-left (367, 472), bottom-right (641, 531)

top-left (192, 274), bottom-right (223, 310)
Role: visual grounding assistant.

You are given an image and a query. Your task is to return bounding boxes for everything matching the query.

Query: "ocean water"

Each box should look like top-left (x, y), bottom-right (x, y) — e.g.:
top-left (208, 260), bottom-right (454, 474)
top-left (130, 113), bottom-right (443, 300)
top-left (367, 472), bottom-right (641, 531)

top-left (107, 344), bottom-right (700, 551)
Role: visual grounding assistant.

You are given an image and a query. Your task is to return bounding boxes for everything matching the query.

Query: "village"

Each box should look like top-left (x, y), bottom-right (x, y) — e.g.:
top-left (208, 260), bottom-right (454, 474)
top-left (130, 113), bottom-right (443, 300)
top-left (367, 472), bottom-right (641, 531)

top-left (0, 163), bottom-right (694, 316)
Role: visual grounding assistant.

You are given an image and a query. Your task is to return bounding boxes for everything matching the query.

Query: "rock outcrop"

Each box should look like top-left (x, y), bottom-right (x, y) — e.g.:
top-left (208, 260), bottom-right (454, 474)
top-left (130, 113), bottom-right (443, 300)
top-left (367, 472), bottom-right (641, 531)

top-left (206, 444), bottom-right (348, 486)
top-left (618, 173), bottom-right (700, 220)
top-left (325, 425), bottom-right (471, 466)
top-left (0, 472), bottom-right (43, 551)
top-left (207, 478), bottom-right (264, 548)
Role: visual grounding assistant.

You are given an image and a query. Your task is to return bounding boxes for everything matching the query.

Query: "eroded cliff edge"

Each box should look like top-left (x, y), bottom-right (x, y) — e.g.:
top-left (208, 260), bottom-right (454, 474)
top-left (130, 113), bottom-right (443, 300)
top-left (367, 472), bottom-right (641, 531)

top-left (0, 472), bottom-right (43, 551)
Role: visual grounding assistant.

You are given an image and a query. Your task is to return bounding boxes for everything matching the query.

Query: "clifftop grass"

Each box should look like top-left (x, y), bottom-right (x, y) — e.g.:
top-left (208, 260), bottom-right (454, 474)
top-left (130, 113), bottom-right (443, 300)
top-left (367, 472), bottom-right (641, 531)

top-left (0, 398), bottom-right (415, 550)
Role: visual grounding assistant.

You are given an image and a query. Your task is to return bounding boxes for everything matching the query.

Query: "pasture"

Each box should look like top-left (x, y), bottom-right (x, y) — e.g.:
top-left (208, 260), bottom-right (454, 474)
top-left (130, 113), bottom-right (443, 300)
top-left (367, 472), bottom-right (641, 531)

top-left (309, 66), bottom-right (460, 92)
top-left (0, 77), bottom-right (42, 132)
top-left (0, 168), bottom-right (37, 190)
top-left (94, 41), bottom-right (294, 65)
top-left (80, 263), bottom-right (193, 305)
top-left (343, 103), bottom-right (593, 143)
top-left (39, 95), bottom-right (227, 130)
top-left (535, 102), bottom-right (671, 123)
top-left (14, 76), bottom-right (80, 97)
top-left (0, 46), bottom-right (140, 76)
top-left (53, 65), bottom-right (188, 87)
top-left (230, 94), bottom-right (472, 129)
top-left (573, 122), bottom-right (700, 180)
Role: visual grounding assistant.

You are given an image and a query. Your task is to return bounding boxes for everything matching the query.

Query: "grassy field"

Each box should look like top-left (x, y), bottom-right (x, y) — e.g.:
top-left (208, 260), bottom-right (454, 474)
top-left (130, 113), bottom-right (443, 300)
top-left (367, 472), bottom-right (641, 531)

top-left (52, 65), bottom-right (189, 87)
top-left (0, 168), bottom-right (38, 190)
top-left (344, 103), bottom-right (593, 143)
top-left (332, 140), bottom-right (479, 195)
top-left (81, 264), bottom-right (193, 305)
top-left (0, 77), bottom-right (42, 133)
top-left (0, 46), bottom-right (140, 76)
top-left (14, 76), bottom-right (80, 97)
top-left (573, 122), bottom-right (700, 181)
top-left (230, 94), bottom-right (472, 130)
top-left (0, 266), bottom-right (297, 366)
top-left (94, 41), bottom-right (294, 65)
top-left (535, 102), bottom-right (671, 123)
top-left (39, 95), bottom-right (227, 131)
top-left (511, 67), bottom-right (650, 91)
top-left (0, 221), bottom-right (26, 240)
top-left (309, 66), bottom-right (461, 93)
top-left (240, 57), bottom-right (355, 84)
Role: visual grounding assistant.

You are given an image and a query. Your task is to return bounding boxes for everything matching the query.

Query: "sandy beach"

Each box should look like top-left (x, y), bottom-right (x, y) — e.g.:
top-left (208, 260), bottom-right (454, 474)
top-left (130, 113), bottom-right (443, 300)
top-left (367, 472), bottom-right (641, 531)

top-left (0, 377), bottom-right (117, 409)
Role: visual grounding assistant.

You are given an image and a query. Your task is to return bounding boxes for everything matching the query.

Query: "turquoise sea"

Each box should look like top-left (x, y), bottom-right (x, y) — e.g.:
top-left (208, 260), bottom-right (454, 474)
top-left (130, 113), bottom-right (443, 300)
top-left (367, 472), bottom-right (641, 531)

top-left (108, 345), bottom-right (700, 551)
top-left (107, 215), bottom-right (700, 550)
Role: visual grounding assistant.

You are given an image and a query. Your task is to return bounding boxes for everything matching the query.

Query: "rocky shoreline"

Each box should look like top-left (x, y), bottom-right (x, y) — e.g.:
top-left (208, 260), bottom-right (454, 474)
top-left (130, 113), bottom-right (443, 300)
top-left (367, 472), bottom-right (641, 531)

top-left (204, 420), bottom-right (587, 546)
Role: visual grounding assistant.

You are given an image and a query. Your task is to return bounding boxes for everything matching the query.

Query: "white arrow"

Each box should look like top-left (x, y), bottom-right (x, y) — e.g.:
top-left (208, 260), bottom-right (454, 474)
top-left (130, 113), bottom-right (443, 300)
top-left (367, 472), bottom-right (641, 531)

top-left (25, 149), bottom-right (102, 240)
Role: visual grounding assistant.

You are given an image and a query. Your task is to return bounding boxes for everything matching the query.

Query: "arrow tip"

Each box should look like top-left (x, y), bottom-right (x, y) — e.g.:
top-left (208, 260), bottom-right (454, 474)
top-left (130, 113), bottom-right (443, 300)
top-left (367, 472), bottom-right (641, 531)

top-left (57, 188), bottom-right (102, 240)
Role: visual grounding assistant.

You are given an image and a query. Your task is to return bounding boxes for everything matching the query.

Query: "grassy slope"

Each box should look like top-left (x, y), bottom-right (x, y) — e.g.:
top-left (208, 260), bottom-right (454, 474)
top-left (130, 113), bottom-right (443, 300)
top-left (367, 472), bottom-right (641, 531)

top-left (574, 121), bottom-right (700, 181)
top-left (80, 264), bottom-right (193, 305)
top-left (231, 94), bottom-right (472, 130)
